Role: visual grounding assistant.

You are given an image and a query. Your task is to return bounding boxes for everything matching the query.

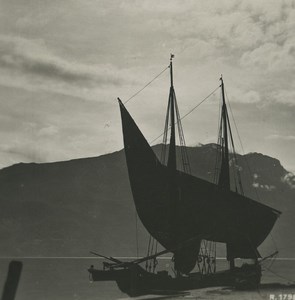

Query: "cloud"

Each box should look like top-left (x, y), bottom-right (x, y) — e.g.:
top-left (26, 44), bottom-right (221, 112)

top-left (235, 1), bottom-right (295, 72)
top-left (0, 143), bottom-right (46, 165)
top-left (266, 135), bottom-right (295, 141)
top-left (150, 0), bottom-right (295, 55)
top-left (252, 182), bottom-right (276, 191)
top-left (241, 90), bottom-right (261, 103)
top-left (240, 40), bottom-right (295, 72)
top-left (0, 35), bottom-right (128, 88)
top-left (37, 125), bottom-right (59, 138)
top-left (281, 172), bottom-right (295, 189)
top-left (252, 170), bottom-right (276, 191)
top-left (271, 89), bottom-right (295, 106)
top-left (0, 0), bottom-right (294, 172)
top-left (223, 86), bottom-right (262, 104)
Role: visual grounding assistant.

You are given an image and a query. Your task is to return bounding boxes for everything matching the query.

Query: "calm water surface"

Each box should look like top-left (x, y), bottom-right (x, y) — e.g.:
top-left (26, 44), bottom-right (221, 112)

top-left (0, 258), bottom-right (295, 300)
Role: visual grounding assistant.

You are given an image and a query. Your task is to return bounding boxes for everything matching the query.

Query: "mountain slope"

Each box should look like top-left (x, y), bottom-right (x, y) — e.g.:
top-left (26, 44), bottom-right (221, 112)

top-left (0, 144), bottom-right (294, 258)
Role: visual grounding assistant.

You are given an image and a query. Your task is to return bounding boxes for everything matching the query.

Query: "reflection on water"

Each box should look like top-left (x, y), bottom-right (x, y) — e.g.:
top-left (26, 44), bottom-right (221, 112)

top-left (0, 258), bottom-right (294, 300)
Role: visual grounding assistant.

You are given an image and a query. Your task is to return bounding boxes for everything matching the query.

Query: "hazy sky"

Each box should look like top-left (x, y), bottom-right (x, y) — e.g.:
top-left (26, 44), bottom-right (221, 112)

top-left (0, 0), bottom-right (294, 172)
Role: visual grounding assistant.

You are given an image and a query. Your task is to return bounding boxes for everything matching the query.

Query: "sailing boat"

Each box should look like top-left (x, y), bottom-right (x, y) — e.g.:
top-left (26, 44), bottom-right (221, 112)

top-left (88, 55), bottom-right (281, 296)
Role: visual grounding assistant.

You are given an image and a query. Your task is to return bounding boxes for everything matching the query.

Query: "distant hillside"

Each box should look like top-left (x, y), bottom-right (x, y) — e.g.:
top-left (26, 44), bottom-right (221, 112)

top-left (0, 144), bottom-right (294, 258)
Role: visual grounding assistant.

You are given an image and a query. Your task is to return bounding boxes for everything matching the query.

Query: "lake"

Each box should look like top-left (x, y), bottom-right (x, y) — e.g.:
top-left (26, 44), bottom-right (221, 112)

top-left (1, 258), bottom-right (295, 300)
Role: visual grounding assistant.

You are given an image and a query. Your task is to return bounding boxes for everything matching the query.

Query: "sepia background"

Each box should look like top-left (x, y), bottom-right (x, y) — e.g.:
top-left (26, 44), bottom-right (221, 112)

top-left (0, 1), bottom-right (294, 299)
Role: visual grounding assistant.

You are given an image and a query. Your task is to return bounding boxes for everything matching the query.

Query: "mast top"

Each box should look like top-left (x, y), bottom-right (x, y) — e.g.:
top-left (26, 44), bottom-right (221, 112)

top-left (220, 75), bottom-right (226, 106)
top-left (169, 54), bottom-right (174, 87)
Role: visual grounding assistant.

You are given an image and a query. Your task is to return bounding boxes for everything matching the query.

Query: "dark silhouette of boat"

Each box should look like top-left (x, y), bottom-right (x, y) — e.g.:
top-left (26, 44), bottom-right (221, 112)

top-left (88, 55), bottom-right (281, 296)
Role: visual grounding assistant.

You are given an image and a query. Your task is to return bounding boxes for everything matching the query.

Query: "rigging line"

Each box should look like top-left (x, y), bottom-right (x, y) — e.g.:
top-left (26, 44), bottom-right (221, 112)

top-left (214, 88), bottom-right (225, 185)
top-left (225, 88), bottom-right (260, 200)
top-left (224, 89), bottom-right (246, 156)
top-left (161, 92), bottom-right (172, 164)
top-left (150, 85), bottom-right (220, 144)
top-left (265, 254), bottom-right (277, 270)
top-left (270, 232), bottom-right (279, 253)
top-left (135, 210), bottom-right (139, 258)
top-left (146, 235), bottom-right (152, 270)
top-left (174, 92), bottom-right (192, 174)
top-left (179, 86), bottom-right (220, 122)
top-left (123, 65), bottom-right (170, 104)
top-left (213, 90), bottom-right (222, 184)
top-left (225, 108), bottom-right (244, 195)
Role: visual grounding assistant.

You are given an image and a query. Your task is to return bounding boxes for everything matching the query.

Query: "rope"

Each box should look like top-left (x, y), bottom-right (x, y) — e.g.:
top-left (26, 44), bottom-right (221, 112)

top-left (123, 65), bottom-right (169, 104)
top-left (179, 86), bottom-right (220, 122)
top-left (225, 108), bottom-right (244, 195)
top-left (150, 85), bottom-right (220, 144)
top-left (213, 90), bottom-right (222, 184)
top-left (225, 89), bottom-right (261, 201)
top-left (270, 233), bottom-right (279, 253)
top-left (224, 89), bottom-right (245, 156)
top-left (135, 211), bottom-right (139, 258)
top-left (145, 235), bottom-right (152, 270)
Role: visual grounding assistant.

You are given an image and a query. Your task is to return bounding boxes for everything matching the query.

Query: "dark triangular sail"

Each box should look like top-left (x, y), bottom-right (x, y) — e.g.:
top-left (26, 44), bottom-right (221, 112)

top-left (118, 98), bottom-right (201, 274)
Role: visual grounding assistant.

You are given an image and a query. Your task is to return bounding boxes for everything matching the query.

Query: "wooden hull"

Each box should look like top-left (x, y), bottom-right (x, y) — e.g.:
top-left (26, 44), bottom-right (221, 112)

top-left (88, 264), bottom-right (261, 296)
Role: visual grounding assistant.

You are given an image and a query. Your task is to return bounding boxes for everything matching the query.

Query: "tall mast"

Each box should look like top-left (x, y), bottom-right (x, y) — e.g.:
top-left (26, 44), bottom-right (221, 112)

top-left (220, 76), bottom-right (235, 270)
top-left (219, 76), bottom-right (230, 191)
top-left (166, 54), bottom-right (180, 276)
top-left (167, 54), bottom-right (176, 171)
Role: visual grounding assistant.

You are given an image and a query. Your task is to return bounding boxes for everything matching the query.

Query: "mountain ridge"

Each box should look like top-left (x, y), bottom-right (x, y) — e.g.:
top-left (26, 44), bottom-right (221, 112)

top-left (0, 144), bottom-right (294, 258)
